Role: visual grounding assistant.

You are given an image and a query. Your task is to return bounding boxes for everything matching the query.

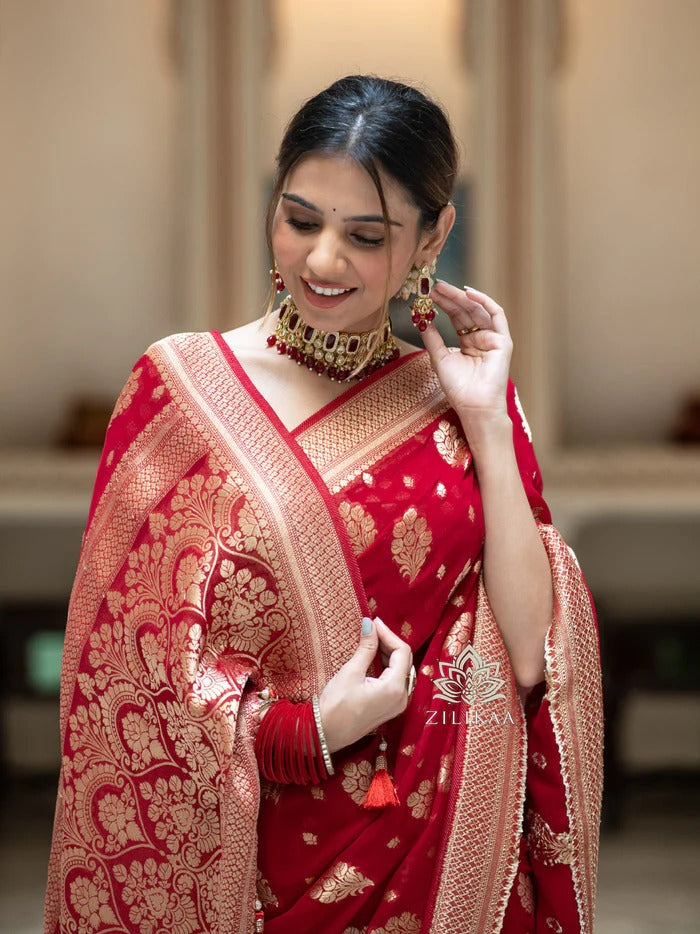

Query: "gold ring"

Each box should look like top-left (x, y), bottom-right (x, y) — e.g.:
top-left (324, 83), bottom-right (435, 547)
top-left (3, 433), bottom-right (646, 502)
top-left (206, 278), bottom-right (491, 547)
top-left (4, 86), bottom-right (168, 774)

top-left (406, 665), bottom-right (417, 696)
top-left (457, 325), bottom-right (481, 336)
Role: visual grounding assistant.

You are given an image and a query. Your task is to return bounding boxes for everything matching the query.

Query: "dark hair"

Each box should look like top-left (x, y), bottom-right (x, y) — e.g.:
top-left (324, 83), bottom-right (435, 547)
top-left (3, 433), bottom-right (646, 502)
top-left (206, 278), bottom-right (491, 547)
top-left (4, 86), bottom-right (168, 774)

top-left (265, 75), bottom-right (459, 310)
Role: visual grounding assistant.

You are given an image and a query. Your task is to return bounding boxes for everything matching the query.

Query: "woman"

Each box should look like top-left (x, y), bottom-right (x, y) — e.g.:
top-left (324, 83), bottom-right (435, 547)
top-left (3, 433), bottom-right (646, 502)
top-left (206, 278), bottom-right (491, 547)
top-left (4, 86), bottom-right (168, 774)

top-left (45, 76), bottom-right (602, 933)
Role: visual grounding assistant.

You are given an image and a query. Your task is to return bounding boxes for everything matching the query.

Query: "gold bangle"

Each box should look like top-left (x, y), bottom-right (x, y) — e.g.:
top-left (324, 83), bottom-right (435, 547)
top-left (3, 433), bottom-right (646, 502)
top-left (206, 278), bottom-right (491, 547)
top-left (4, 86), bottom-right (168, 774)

top-left (312, 694), bottom-right (334, 776)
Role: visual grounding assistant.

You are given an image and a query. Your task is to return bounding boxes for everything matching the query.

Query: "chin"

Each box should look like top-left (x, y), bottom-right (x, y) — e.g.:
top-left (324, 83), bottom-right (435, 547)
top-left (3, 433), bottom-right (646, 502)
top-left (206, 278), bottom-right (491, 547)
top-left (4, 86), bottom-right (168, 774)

top-left (293, 289), bottom-right (382, 335)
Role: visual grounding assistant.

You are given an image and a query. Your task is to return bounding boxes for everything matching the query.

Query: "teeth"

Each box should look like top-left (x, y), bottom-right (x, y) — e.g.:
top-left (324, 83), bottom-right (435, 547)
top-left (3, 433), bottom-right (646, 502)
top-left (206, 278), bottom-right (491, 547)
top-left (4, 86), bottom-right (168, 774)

top-left (307, 282), bottom-right (352, 296)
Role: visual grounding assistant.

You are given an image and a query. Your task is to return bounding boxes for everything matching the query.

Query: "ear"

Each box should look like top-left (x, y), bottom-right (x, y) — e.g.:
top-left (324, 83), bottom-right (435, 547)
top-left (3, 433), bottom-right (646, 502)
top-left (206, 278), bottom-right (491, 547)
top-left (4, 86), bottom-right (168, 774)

top-left (415, 202), bottom-right (456, 265)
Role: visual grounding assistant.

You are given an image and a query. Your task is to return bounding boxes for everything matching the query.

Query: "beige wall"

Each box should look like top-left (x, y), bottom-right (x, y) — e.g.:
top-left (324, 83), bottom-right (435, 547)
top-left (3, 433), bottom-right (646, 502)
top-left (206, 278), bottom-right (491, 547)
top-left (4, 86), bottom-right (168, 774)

top-left (1, 0), bottom-right (698, 450)
top-left (556, 0), bottom-right (700, 444)
top-left (0, 0), bottom-right (181, 445)
top-left (264, 0), bottom-right (473, 172)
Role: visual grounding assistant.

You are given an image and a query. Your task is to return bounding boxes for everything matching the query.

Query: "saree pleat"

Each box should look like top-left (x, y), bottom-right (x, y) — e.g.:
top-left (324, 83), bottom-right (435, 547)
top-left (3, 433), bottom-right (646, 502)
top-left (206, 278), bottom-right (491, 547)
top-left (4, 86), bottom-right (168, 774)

top-left (45, 332), bottom-right (602, 934)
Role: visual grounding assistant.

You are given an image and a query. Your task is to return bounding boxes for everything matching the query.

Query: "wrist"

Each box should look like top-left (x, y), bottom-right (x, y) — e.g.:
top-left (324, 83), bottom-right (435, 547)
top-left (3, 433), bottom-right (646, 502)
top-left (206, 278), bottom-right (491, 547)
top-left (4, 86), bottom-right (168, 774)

top-left (318, 691), bottom-right (342, 754)
top-left (459, 411), bottom-right (512, 456)
top-left (312, 694), bottom-right (335, 775)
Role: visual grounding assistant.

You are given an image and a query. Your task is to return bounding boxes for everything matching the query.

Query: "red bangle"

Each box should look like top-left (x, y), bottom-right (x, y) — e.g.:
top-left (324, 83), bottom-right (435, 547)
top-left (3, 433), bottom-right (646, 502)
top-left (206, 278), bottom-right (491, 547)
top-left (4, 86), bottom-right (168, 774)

top-left (254, 697), bottom-right (330, 785)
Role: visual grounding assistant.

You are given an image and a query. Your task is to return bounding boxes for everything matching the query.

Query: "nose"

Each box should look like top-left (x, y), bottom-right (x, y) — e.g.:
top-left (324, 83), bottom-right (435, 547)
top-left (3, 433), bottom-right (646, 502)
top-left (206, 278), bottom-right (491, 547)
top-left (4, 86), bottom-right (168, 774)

top-left (306, 229), bottom-right (348, 280)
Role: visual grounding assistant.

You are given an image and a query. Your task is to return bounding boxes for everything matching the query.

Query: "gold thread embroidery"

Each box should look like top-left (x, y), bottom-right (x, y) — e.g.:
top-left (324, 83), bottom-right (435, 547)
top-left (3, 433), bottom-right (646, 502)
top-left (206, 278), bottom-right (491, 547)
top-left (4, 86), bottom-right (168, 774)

top-left (445, 611), bottom-right (473, 658)
top-left (433, 419), bottom-right (469, 468)
top-left (517, 871), bottom-right (534, 914)
top-left (532, 751), bottom-right (547, 769)
top-left (406, 779), bottom-right (435, 819)
top-left (256, 870), bottom-right (278, 908)
top-left (302, 832), bottom-right (318, 845)
top-left (341, 760), bottom-right (373, 805)
top-left (69, 867), bottom-right (118, 927)
top-left (527, 809), bottom-right (575, 866)
top-left (373, 912), bottom-right (422, 933)
top-left (438, 750), bottom-right (454, 792)
top-left (391, 507), bottom-right (432, 583)
top-left (338, 500), bottom-right (378, 555)
top-left (309, 862), bottom-right (374, 903)
top-left (111, 366), bottom-right (143, 422)
top-left (513, 387), bottom-right (533, 442)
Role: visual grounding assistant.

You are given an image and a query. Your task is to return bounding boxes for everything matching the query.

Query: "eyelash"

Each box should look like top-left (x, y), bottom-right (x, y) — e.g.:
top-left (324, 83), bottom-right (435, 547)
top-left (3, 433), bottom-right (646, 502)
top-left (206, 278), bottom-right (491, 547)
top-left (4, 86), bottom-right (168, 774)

top-left (285, 217), bottom-right (384, 248)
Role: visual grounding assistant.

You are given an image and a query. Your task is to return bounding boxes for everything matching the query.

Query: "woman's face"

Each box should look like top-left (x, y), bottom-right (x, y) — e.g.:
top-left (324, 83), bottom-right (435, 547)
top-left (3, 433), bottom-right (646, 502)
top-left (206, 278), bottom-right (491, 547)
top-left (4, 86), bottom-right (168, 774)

top-left (271, 154), bottom-right (426, 334)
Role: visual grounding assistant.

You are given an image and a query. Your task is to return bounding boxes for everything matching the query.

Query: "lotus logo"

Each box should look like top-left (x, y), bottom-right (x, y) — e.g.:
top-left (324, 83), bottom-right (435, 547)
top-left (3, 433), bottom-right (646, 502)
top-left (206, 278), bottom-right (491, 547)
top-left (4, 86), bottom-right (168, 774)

top-left (433, 644), bottom-right (506, 705)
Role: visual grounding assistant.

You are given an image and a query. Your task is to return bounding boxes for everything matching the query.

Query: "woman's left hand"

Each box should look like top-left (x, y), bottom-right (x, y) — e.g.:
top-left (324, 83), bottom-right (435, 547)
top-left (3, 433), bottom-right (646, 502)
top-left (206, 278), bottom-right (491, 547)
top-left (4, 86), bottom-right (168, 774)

top-left (420, 280), bottom-right (512, 425)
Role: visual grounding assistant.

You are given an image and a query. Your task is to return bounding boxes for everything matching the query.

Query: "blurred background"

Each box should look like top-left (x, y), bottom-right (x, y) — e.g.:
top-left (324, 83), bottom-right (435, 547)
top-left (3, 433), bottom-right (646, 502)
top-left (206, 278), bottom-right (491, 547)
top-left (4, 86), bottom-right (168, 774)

top-left (0, 1), bottom-right (698, 931)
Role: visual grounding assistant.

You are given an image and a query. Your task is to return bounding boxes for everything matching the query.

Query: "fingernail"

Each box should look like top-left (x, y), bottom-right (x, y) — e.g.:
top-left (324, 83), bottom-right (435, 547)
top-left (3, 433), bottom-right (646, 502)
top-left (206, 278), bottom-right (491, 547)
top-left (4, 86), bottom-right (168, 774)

top-left (361, 616), bottom-right (373, 635)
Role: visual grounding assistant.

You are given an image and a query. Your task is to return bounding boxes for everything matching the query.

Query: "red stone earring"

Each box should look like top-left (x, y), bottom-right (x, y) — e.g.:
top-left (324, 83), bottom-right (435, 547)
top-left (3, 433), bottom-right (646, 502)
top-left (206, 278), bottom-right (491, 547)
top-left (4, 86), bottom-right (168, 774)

top-left (409, 263), bottom-right (436, 332)
top-left (270, 264), bottom-right (285, 293)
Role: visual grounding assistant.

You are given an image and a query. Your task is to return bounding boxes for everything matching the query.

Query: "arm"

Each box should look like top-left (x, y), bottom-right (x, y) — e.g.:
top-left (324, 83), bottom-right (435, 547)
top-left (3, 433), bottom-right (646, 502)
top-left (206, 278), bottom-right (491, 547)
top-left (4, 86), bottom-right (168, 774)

top-left (423, 279), bottom-right (554, 692)
top-left (465, 412), bottom-right (553, 689)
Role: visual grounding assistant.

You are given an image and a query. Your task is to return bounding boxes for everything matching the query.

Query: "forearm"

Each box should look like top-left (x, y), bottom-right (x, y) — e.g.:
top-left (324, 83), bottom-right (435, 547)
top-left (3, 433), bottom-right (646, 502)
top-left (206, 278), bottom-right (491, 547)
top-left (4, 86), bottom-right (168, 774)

top-left (464, 413), bottom-right (553, 688)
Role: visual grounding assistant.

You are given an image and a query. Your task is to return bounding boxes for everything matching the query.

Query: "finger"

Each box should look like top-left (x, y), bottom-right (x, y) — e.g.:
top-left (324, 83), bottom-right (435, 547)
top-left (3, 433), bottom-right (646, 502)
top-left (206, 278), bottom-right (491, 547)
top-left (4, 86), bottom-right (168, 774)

top-left (419, 321), bottom-right (465, 369)
top-left (373, 617), bottom-right (410, 652)
top-left (374, 619), bottom-right (412, 673)
top-left (432, 293), bottom-right (493, 338)
top-left (464, 286), bottom-right (511, 339)
top-left (433, 297), bottom-right (491, 333)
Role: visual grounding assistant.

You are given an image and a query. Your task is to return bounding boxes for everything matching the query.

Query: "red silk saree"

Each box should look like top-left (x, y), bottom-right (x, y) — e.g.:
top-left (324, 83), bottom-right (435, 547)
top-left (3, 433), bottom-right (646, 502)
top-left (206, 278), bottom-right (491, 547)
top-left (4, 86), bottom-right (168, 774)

top-left (45, 331), bottom-right (603, 933)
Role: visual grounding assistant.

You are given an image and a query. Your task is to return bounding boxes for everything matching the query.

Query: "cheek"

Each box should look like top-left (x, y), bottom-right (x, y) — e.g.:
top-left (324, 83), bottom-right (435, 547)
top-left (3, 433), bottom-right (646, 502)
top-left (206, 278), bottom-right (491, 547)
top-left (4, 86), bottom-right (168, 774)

top-left (388, 250), bottom-right (416, 293)
top-left (271, 217), bottom-right (299, 266)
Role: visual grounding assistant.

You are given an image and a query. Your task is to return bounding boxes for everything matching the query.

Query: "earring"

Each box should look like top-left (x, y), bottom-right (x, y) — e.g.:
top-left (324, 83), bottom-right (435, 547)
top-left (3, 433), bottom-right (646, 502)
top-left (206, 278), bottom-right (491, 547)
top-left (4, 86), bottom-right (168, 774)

top-left (408, 263), bottom-right (436, 332)
top-left (270, 264), bottom-right (285, 293)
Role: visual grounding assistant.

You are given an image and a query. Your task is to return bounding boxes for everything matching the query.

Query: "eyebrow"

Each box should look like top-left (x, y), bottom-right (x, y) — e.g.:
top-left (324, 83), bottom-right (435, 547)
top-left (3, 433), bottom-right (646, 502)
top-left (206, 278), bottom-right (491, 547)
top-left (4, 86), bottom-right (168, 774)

top-left (281, 192), bottom-right (403, 227)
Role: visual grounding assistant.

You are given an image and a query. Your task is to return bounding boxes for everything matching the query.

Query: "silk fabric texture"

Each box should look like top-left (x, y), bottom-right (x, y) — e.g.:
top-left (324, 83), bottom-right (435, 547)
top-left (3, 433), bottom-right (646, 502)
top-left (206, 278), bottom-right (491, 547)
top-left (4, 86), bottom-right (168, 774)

top-left (45, 331), bottom-right (603, 933)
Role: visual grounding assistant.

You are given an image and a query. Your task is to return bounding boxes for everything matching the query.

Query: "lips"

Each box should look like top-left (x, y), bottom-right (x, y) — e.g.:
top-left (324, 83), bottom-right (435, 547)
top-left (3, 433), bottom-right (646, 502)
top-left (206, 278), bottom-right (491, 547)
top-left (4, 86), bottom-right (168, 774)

top-left (301, 278), bottom-right (356, 309)
top-left (305, 280), bottom-right (353, 297)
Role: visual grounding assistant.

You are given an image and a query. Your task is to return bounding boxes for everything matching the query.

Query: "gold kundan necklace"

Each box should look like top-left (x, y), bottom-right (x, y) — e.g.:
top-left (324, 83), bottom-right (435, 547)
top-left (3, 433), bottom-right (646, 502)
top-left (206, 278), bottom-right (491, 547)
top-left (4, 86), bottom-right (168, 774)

top-left (266, 297), bottom-right (400, 382)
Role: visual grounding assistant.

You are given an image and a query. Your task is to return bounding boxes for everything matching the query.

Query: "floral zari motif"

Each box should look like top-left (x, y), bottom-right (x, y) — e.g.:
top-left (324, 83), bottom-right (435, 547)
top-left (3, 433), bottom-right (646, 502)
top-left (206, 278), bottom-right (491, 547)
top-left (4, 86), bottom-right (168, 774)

top-left (46, 334), bottom-right (603, 934)
top-left (309, 862), bottom-right (374, 904)
top-left (391, 507), bottom-right (432, 583)
top-left (61, 454), bottom-right (276, 931)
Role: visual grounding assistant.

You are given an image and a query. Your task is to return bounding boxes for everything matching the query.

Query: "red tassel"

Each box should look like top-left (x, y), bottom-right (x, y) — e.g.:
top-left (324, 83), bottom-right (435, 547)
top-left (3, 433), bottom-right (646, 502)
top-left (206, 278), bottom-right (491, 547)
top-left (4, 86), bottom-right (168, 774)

top-left (362, 736), bottom-right (400, 809)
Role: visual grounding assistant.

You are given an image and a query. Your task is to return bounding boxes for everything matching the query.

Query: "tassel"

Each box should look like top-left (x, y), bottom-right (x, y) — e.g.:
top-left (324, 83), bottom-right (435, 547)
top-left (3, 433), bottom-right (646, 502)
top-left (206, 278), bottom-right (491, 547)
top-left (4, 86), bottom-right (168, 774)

top-left (254, 898), bottom-right (265, 932)
top-left (362, 736), bottom-right (400, 808)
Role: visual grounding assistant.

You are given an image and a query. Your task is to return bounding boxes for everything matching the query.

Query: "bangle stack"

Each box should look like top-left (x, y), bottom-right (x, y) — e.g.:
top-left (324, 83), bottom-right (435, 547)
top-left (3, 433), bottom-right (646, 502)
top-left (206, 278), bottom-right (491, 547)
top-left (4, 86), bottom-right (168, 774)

top-left (254, 691), bottom-right (334, 784)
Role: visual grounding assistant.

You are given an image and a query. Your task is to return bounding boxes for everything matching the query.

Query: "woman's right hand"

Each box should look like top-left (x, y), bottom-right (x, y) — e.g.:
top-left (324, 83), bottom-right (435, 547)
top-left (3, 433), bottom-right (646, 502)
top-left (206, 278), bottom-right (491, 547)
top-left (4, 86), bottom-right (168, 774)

top-left (318, 617), bottom-right (413, 754)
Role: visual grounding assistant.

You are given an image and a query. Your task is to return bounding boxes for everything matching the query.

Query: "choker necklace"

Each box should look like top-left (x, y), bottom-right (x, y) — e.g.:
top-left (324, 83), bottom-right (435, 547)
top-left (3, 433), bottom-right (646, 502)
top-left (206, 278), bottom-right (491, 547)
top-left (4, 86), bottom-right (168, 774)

top-left (266, 297), bottom-right (400, 382)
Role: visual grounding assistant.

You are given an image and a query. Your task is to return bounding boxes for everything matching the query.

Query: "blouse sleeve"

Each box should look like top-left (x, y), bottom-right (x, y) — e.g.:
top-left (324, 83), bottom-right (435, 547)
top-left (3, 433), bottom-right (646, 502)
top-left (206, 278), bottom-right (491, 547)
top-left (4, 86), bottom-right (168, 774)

top-left (505, 378), bottom-right (552, 526)
top-left (83, 346), bottom-right (172, 539)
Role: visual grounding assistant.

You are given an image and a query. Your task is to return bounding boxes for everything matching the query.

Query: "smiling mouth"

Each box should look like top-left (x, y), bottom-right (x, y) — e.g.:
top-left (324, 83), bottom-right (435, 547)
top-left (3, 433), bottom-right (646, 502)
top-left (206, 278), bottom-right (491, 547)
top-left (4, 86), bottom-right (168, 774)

top-left (304, 279), bottom-right (355, 297)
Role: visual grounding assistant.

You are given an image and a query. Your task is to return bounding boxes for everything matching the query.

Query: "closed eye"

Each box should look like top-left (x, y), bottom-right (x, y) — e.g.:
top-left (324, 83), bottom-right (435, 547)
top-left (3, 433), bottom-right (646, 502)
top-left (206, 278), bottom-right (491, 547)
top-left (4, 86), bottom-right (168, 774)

top-left (285, 216), bottom-right (384, 248)
top-left (353, 233), bottom-right (384, 247)
top-left (286, 217), bottom-right (317, 232)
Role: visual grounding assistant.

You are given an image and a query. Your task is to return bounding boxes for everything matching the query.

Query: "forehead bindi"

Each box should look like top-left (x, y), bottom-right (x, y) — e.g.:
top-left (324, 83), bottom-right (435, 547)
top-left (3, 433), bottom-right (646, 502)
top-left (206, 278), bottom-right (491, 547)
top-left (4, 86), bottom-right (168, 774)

top-left (283, 155), bottom-right (410, 224)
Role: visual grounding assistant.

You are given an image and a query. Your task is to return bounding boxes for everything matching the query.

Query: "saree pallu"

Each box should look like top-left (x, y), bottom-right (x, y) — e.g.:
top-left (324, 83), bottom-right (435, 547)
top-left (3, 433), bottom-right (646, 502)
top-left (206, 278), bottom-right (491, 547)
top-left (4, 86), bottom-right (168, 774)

top-left (45, 332), bottom-right (603, 934)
